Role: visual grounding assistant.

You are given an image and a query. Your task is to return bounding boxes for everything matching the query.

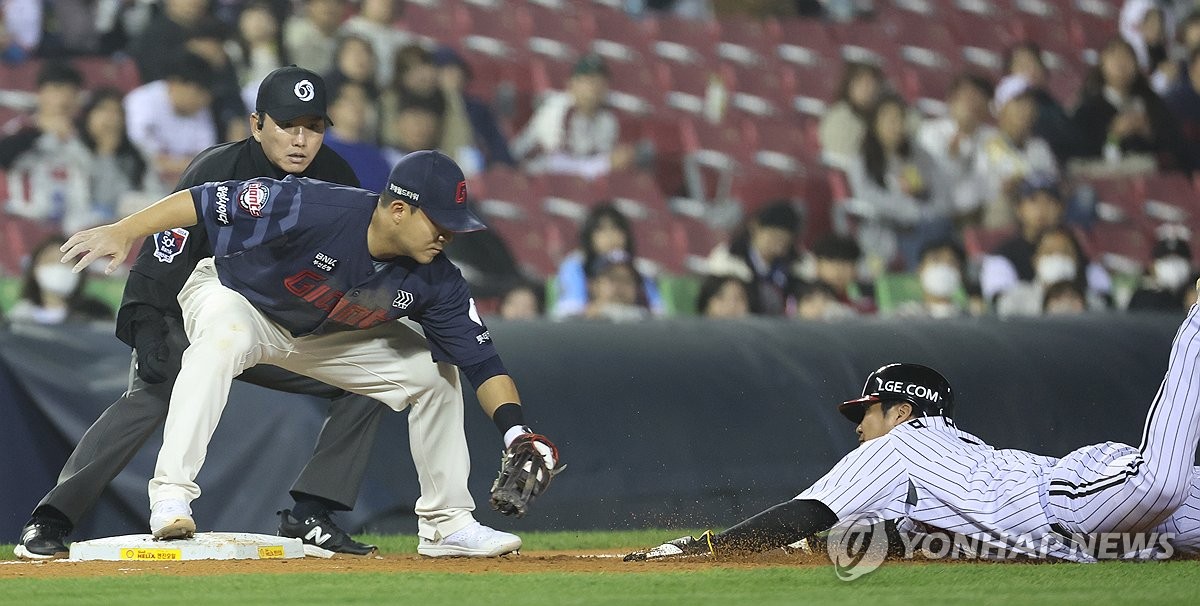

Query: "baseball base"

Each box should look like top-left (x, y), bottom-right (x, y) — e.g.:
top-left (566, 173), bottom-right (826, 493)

top-left (68, 532), bottom-right (306, 561)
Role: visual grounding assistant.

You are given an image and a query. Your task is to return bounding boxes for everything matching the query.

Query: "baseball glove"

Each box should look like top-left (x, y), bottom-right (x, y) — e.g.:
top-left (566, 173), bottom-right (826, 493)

top-left (489, 432), bottom-right (563, 517)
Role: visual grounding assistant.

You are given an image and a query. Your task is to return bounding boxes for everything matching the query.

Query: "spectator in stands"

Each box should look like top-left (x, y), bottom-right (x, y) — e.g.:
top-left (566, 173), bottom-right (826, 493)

top-left (1, 0), bottom-right (41, 62)
top-left (994, 226), bottom-right (1110, 317)
top-left (789, 281), bottom-right (854, 322)
top-left (1163, 48), bottom-right (1200, 171)
top-left (577, 251), bottom-right (651, 322)
top-left (917, 74), bottom-right (995, 190)
top-left (1004, 42), bottom-right (1080, 163)
top-left (0, 62), bottom-right (97, 232)
top-left (78, 88), bottom-right (159, 222)
top-left (980, 173), bottom-right (1067, 303)
top-left (890, 239), bottom-right (973, 319)
top-left (497, 282), bottom-right (544, 321)
top-left (819, 61), bottom-right (884, 168)
top-left (322, 79), bottom-right (389, 193)
top-left (1128, 227), bottom-right (1195, 312)
top-left (8, 235), bottom-right (112, 325)
top-left (510, 53), bottom-right (635, 179)
top-left (1120, 0), bottom-right (1175, 93)
top-left (432, 46), bottom-right (516, 173)
top-left (184, 21), bottom-right (251, 142)
top-left (554, 203), bottom-right (663, 319)
top-left (129, 0), bottom-right (216, 83)
top-left (123, 51), bottom-right (218, 187)
top-left (382, 45), bottom-right (439, 148)
top-left (1042, 280), bottom-right (1089, 315)
top-left (227, 1), bottom-right (286, 87)
top-left (326, 33), bottom-right (380, 98)
top-left (1072, 37), bottom-right (1188, 173)
top-left (339, 0), bottom-right (413, 88)
top-left (697, 274), bottom-right (757, 318)
top-left (284, 0), bottom-right (345, 76)
top-left (706, 201), bottom-right (803, 316)
top-left (1177, 9), bottom-right (1200, 72)
top-left (845, 94), bottom-right (953, 273)
top-left (801, 233), bottom-right (875, 315)
top-left (382, 93), bottom-right (445, 166)
top-left (966, 75), bottom-right (1058, 230)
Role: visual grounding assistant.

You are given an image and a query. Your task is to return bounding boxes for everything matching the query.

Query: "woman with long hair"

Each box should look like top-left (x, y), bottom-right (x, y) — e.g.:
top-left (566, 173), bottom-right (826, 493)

top-left (553, 203), bottom-right (663, 318)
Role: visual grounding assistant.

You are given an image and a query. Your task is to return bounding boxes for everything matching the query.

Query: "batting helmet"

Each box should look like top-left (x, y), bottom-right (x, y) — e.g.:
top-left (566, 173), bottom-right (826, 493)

top-left (838, 363), bottom-right (954, 424)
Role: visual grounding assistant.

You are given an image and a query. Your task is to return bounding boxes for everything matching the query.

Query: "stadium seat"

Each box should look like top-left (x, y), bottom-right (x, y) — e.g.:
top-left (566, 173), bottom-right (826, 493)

top-left (1136, 173), bottom-right (1198, 225)
top-left (725, 58), bottom-right (796, 119)
top-left (962, 225), bottom-right (1016, 260)
top-left (0, 60), bottom-right (41, 92)
top-left (717, 17), bottom-right (782, 66)
top-left (606, 168), bottom-right (669, 219)
top-left (487, 215), bottom-right (566, 278)
top-left (522, 1), bottom-right (592, 58)
top-left (76, 56), bottom-right (141, 94)
top-left (398, 2), bottom-right (467, 42)
top-left (645, 15), bottom-right (720, 66)
top-left (631, 216), bottom-right (689, 274)
top-left (475, 167), bottom-right (547, 220)
top-left (542, 173), bottom-right (609, 221)
top-left (1082, 176), bottom-right (1148, 228)
top-left (1087, 221), bottom-right (1152, 273)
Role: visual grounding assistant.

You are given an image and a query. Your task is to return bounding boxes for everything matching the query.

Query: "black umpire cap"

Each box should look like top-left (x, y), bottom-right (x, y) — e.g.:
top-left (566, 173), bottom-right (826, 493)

top-left (256, 66), bottom-right (333, 125)
top-left (838, 363), bottom-right (955, 424)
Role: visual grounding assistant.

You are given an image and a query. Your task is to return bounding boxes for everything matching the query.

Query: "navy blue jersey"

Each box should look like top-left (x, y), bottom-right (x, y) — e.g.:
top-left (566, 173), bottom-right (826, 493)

top-left (190, 175), bottom-right (497, 368)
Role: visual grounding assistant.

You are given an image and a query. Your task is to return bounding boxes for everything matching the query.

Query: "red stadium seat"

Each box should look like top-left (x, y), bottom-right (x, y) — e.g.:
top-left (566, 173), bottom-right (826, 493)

top-left (1087, 221), bottom-right (1153, 272)
top-left (397, 2), bottom-right (467, 42)
top-left (542, 173), bottom-right (609, 221)
top-left (645, 15), bottom-right (720, 66)
top-left (474, 167), bottom-right (547, 220)
top-left (487, 215), bottom-right (566, 278)
top-left (717, 18), bottom-right (782, 66)
top-left (1136, 173), bottom-right (1199, 225)
top-left (76, 56), bottom-right (142, 94)
top-left (631, 216), bottom-right (689, 274)
top-left (0, 60), bottom-right (41, 92)
top-left (777, 19), bottom-right (840, 66)
top-left (725, 58), bottom-right (796, 119)
top-left (962, 225), bottom-right (1017, 260)
top-left (606, 168), bottom-right (669, 219)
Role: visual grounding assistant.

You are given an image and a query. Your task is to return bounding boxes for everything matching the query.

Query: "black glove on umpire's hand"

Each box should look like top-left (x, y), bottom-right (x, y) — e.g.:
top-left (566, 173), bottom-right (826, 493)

top-left (129, 305), bottom-right (172, 384)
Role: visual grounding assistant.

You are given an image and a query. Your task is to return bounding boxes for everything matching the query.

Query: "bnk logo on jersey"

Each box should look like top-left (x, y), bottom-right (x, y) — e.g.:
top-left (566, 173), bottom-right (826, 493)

top-left (153, 228), bottom-right (190, 263)
top-left (238, 183), bottom-right (270, 218)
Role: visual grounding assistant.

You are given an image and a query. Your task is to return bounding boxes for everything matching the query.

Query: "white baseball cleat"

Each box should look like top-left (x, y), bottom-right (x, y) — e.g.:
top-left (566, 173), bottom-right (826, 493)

top-left (417, 521), bottom-right (521, 557)
top-left (150, 499), bottom-right (196, 540)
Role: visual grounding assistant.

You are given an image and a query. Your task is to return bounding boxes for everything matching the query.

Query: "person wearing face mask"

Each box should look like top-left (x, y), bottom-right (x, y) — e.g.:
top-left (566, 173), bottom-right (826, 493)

top-left (995, 227), bottom-right (1112, 318)
top-left (892, 239), bottom-right (978, 319)
top-left (980, 173), bottom-right (1067, 304)
top-left (1129, 231), bottom-right (1196, 312)
top-left (8, 235), bottom-right (113, 325)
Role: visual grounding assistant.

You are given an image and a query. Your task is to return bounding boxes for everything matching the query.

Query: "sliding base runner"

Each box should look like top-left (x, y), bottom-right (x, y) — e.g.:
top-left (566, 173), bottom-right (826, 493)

top-left (69, 533), bottom-right (305, 561)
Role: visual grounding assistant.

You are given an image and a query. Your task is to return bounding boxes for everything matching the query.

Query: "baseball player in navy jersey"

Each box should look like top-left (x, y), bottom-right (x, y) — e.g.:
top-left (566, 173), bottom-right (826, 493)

top-left (628, 334), bottom-right (1200, 561)
top-left (16, 66), bottom-right (386, 561)
top-left (61, 150), bottom-right (560, 557)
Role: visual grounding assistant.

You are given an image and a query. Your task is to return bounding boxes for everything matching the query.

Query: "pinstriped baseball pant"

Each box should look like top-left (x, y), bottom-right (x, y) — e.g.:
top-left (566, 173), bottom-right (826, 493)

top-left (1047, 304), bottom-right (1200, 541)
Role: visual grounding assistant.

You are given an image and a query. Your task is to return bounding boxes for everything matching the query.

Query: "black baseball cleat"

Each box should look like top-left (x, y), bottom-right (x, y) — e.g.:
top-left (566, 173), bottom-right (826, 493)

top-left (14, 518), bottom-right (71, 560)
top-left (278, 509), bottom-right (378, 557)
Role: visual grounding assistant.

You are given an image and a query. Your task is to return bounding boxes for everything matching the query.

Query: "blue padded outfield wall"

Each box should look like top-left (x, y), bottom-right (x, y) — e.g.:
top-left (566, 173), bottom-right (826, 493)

top-left (0, 314), bottom-right (1192, 542)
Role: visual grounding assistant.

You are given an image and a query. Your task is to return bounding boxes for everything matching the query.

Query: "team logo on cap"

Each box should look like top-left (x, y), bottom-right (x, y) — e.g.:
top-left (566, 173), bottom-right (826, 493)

top-left (238, 183), bottom-right (270, 218)
top-left (294, 79), bottom-right (315, 102)
top-left (455, 180), bottom-right (467, 205)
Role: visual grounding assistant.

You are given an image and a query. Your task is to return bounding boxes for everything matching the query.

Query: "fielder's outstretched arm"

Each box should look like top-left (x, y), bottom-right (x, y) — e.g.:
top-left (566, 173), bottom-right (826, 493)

top-left (61, 190), bottom-right (199, 273)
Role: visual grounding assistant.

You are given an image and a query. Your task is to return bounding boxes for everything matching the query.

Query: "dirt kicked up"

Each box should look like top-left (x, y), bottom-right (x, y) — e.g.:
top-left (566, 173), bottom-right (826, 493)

top-left (0, 549), bottom-right (832, 579)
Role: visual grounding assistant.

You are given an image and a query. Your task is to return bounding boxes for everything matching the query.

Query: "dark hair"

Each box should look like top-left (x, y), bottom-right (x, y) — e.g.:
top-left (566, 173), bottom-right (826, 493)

top-left (501, 281), bottom-right (545, 316)
top-left (1042, 280), bottom-right (1086, 309)
top-left (789, 279), bottom-right (838, 302)
top-left (835, 61), bottom-right (884, 112)
top-left (392, 43), bottom-right (434, 89)
top-left (697, 274), bottom-right (760, 315)
top-left (579, 203), bottom-right (635, 270)
top-left (164, 51), bottom-right (215, 88)
top-left (1035, 226), bottom-right (1089, 287)
top-left (1083, 37), bottom-right (1154, 98)
top-left (1003, 41), bottom-right (1046, 75)
top-left (584, 252), bottom-right (649, 307)
top-left (396, 88), bottom-right (447, 117)
top-left (1189, 46), bottom-right (1200, 68)
top-left (812, 234), bottom-right (861, 261)
top-left (918, 238), bottom-right (966, 267)
top-left (19, 234), bottom-right (87, 307)
top-left (727, 201), bottom-right (802, 267)
top-left (949, 73), bottom-right (994, 100)
top-left (860, 94), bottom-right (911, 188)
top-left (37, 61), bottom-right (83, 88)
top-left (76, 88), bottom-right (149, 186)
top-left (233, 2), bottom-right (289, 74)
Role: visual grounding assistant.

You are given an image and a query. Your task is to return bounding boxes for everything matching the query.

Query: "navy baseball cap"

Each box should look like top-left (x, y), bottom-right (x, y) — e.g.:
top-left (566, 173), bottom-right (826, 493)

top-left (386, 150), bottom-right (486, 233)
top-left (1014, 172), bottom-right (1062, 202)
top-left (256, 66), bottom-right (332, 125)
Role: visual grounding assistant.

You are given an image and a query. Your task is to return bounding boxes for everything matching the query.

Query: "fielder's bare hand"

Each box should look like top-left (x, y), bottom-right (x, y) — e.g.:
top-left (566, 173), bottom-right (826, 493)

top-left (60, 221), bottom-right (140, 274)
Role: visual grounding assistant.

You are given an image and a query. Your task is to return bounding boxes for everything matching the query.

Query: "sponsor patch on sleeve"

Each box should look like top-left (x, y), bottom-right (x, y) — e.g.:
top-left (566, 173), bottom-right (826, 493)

top-left (153, 228), bottom-right (190, 263)
top-left (238, 182), bottom-right (270, 218)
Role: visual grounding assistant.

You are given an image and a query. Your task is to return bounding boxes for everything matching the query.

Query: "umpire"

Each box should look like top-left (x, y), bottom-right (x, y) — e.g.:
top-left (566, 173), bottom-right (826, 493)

top-left (16, 67), bottom-right (384, 559)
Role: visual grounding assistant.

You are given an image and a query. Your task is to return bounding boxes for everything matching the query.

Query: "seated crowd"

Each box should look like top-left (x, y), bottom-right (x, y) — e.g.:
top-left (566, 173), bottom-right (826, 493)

top-left (1, 0), bottom-right (1199, 325)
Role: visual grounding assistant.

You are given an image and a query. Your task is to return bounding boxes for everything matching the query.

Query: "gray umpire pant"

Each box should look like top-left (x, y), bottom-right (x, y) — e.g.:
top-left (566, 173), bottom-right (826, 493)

top-left (35, 316), bottom-right (387, 526)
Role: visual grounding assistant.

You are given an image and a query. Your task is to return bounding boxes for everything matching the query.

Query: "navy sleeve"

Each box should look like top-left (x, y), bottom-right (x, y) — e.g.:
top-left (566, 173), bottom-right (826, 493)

top-left (190, 177), bottom-right (305, 257)
top-left (416, 262), bottom-right (500, 367)
top-left (459, 355), bottom-right (508, 390)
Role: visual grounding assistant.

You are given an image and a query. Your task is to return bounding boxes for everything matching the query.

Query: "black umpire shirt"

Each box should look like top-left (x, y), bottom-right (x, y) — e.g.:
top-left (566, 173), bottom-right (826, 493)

top-left (114, 137), bottom-right (360, 346)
